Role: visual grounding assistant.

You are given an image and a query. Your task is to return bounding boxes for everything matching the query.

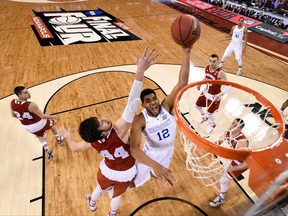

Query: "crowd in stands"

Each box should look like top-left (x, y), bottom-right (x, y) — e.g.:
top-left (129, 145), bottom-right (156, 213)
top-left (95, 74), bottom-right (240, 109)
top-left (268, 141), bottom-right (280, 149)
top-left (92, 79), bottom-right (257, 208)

top-left (202, 0), bottom-right (288, 29)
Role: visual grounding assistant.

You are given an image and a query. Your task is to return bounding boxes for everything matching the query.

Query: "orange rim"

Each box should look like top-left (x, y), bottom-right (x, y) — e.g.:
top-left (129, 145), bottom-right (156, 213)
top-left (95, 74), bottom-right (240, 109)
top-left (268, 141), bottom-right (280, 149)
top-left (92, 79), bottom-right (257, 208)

top-left (174, 80), bottom-right (285, 161)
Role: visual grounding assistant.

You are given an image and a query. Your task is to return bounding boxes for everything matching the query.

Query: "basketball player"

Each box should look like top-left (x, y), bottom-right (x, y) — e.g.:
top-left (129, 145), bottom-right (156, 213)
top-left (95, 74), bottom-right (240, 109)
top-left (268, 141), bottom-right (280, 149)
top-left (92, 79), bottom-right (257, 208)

top-left (210, 118), bottom-right (249, 207)
top-left (10, 87), bottom-right (63, 161)
top-left (195, 54), bottom-right (231, 134)
top-left (130, 44), bottom-right (193, 188)
top-left (56, 47), bottom-right (158, 216)
top-left (280, 98), bottom-right (288, 121)
top-left (219, 17), bottom-right (248, 76)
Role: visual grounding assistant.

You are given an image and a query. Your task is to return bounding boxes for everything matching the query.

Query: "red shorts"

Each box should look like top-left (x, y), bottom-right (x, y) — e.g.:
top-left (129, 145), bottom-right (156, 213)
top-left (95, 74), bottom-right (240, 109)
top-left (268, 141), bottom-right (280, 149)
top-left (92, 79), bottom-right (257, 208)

top-left (32, 119), bottom-right (54, 138)
top-left (196, 94), bottom-right (221, 114)
top-left (97, 168), bottom-right (135, 198)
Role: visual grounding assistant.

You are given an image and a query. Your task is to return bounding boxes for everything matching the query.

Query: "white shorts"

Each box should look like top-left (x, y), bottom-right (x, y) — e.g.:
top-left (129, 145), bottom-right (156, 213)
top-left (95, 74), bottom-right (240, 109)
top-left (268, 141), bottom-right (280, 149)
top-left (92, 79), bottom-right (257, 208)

top-left (134, 144), bottom-right (174, 187)
top-left (223, 42), bottom-right (242, 60)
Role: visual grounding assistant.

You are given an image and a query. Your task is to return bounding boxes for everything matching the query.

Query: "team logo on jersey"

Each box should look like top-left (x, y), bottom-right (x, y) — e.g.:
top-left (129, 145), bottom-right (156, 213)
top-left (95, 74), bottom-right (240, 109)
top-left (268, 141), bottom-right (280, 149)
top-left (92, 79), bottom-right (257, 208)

top-left (29, 8), bottom-right (141, 46)
top-left (162, 114), bottom-right (167, 120)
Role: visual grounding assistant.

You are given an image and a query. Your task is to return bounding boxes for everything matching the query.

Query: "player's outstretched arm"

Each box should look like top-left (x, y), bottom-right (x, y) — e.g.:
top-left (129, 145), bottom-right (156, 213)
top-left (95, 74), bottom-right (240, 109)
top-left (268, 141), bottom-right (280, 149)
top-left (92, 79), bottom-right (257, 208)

top-left (243, 28), bottom-right (248, 55)
top-left (226, 26), bottom-right (234, 38)
top-left (213, 70), bottom-right (231, 101)
top-left (130, 114), bottom-right (177, 187)
top-left (114, 47), bottom-right (159, 139)
top-left (57, 126), bottom-right (92, 152)
top-left (29, 102), bottom-right (60, 122)
top-left (214, 131), bottom-right (227, 145)
top-left (161, 44), bottom-right (193, 111)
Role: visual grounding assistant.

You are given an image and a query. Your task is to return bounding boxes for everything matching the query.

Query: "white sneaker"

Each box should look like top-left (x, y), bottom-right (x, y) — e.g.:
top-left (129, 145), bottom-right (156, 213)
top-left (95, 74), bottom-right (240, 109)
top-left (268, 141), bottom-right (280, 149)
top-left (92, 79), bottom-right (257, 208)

top-left (86, 193), bottom-right (97, 212)
top-left (209, 195), bottom-right (225, 207)
top-left (236, 68), bottom-right (242, 76)
top-left (206, 123), bottom-right (216, 134)
top-left (198, 116), bottom-right (208, 124)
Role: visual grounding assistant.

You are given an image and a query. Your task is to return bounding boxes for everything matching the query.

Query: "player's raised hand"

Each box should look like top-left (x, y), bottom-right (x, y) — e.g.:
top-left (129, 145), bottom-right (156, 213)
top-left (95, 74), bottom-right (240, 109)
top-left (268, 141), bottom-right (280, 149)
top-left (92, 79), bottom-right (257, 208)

top-left (56, 126), bottom-right (71, 138)
top-left (153, 163), bottom-right (177, 187)
top-left (133, 47), bottom-right (159, 76)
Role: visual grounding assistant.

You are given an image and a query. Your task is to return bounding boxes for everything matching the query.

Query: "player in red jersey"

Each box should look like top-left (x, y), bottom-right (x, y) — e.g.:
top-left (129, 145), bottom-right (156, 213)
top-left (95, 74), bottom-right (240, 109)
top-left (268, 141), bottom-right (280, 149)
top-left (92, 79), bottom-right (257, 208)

top-left (11, 87), bottom-right (63, 161)
top-left (210, 118), bottom-right (249, 207)
top-left (195, 54), bottom-right (231, 133)
top-left (57, 47), bottom-right (159, 216)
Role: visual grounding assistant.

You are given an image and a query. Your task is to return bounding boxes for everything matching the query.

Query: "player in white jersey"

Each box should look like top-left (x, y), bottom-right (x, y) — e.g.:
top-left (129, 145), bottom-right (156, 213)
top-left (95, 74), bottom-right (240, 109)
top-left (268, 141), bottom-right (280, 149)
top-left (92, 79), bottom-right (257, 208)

top-left (219, 17), bottom-right (248, 76)
top-left (130, 44), bottom-right (194, 187)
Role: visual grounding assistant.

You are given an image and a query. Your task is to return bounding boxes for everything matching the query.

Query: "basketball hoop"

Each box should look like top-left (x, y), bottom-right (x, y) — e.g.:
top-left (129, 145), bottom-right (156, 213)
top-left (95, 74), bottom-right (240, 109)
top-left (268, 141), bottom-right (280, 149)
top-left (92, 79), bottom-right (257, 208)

top-left (174, 80), bottom-right (288, 203)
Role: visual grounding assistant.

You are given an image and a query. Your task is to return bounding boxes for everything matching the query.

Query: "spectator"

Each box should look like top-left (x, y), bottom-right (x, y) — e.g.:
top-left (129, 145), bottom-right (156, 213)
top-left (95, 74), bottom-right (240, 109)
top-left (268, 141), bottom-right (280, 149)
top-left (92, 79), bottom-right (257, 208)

top-left (275, 19), bottom-right (287, 29)
top-left (245, 0), bottom-right (253, 7)
top-left (218, 0), bottom-right (224, 7)
top-left (243, 7), bottom-right (250, 15)
top-left (260, 0), bottom-right (269, 10)
top-left (263, 15), bottom-right (271, 23)
top-left (231, 5), bottom-right (237, 12)
top-left (267, 0), bottom-right (275, 11)
top-left (225, 3), bottom-right (233, 10)
top-left (248, 10), bottom-right (257, 18)
top-left (212, 0), bottom-right (219, 5)
top-left (238, 6), bottom-right (245, 13)
top-left (256, 11), bottom-right (265, 21)
top-left (222, 0), bottom-right (228, 8)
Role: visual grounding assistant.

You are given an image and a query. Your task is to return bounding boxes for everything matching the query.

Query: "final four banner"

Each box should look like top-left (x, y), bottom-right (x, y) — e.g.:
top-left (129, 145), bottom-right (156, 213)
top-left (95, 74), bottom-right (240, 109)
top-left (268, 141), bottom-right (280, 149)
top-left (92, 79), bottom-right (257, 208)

top-left (29, 8), bottom-right (141, 46)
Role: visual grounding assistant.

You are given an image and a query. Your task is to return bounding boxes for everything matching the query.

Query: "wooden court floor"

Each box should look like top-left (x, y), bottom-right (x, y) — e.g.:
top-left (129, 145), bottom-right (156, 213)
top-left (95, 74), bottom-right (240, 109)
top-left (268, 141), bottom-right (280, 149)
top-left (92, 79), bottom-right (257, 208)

top-left (0, 0), bottom-right (288, 215)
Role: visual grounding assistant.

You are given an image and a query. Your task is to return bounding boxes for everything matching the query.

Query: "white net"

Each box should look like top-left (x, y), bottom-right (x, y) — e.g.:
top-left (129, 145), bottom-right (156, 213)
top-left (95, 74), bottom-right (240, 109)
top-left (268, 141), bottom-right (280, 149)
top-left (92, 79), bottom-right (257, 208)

top-left (176, 81), bottom-right (281, 191)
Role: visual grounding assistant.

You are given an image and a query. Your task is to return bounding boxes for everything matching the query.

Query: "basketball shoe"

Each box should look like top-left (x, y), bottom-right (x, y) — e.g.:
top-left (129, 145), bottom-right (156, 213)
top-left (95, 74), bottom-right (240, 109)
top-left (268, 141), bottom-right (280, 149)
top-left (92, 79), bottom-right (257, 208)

top-left (108, 210), bottom-right (120, 216)
top-left (236, 68), bottom-right (242, 76)
top-left (47, 149), bottom-right (53, 161)
top-left (199, 116), bottom-right (208, 124)
top-left (57, 136), bottom-right (64, 146)
top-left (209, 195), bottom-right (225, 207)
top-left (86, 193), bottom-right (97, 212)
top-left (206, 123), bottom-right (216, 134)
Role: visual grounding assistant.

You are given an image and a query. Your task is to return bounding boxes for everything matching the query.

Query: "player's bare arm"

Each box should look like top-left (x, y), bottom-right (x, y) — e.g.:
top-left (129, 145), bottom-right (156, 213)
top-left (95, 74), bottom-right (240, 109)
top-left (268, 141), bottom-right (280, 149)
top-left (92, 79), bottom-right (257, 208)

top-left (57, 126), bottom-right (92, 152)
top-left (29, 102), bottom-right (60, 122)
top-left (243, 28), bottom-right (248, 54)
top-left (162, 44), bottom-right (193, 113)
top-left (213, 70), bottom-right (231, 100)
top-left (226, 26), bottom-right (234, 38)
top-left (130, 114), bottom-right (176, 187)
top-left (114, 47), bottom-right (159, 140)
top-left (230, 161), bottom-right (249, 171)
top-left (10, 106), bottom-right (17, 118)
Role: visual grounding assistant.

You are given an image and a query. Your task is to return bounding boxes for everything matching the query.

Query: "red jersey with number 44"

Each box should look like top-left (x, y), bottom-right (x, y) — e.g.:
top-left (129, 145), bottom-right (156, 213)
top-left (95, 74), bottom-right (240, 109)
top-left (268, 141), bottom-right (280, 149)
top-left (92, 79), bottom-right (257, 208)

top-left (205, 65), bottom-right (222, 95)
top-left (11, 99), bottom-right (41, 125)
top-left (91, 128), bottom-right (135, 171)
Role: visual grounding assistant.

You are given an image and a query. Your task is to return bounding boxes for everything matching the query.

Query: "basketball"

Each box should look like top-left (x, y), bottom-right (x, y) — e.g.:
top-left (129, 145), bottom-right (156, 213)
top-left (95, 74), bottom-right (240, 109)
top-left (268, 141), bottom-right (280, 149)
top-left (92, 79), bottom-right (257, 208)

top-left (171, 14), bottom-right (201, 46)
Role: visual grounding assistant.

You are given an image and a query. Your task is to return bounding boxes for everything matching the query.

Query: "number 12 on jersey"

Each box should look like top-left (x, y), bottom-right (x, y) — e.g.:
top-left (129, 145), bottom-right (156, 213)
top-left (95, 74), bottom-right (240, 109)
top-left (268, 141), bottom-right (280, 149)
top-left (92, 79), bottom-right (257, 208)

top-left (157, 128), bottom-right (170, 141)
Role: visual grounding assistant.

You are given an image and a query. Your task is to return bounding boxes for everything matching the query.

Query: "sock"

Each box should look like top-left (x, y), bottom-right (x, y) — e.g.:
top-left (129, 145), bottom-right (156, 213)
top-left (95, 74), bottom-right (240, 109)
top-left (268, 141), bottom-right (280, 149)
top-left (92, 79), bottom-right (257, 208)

top-left (280, 110), bottom-right (283, 114)
top-left (41, 142), bottom-right (49, 152)
top-left (110, 195), bottom-right (121, 215)
top-left (90, 199), bottom-right (96, 207)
